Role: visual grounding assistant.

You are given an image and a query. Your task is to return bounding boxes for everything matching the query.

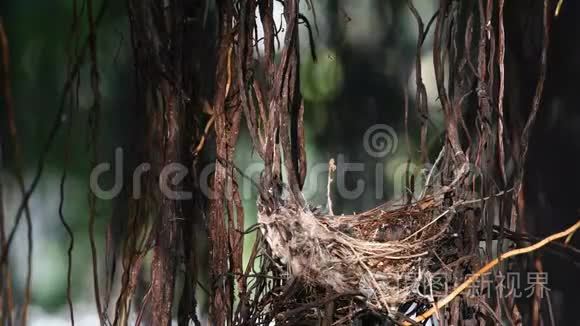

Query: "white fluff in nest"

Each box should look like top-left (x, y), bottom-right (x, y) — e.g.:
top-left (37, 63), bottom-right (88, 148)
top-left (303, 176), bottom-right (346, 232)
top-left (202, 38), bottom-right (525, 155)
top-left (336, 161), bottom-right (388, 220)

top-left (257, 200), bottom-right (440, 309)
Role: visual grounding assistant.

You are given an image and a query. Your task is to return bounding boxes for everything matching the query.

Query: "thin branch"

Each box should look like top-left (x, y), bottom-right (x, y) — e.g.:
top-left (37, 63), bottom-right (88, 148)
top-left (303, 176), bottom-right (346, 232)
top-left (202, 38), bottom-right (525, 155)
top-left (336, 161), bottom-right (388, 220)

top-left (410, 220), bottom-right (580, 324)
top-left (0, 17), bottom-right (33, 324)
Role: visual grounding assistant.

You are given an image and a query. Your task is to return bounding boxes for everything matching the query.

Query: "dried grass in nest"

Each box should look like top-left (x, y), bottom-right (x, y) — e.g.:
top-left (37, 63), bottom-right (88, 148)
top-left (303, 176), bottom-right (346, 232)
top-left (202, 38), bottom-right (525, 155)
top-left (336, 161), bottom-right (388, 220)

top-left (257, 190), bottom-right (455, 312)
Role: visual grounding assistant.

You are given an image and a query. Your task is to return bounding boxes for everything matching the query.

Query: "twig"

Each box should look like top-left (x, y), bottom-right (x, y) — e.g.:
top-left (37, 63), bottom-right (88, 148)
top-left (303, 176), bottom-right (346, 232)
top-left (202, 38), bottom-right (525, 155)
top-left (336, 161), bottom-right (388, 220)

top-left (420, 147), bottom-right (445, 199)
top-left (348, 244), bottom-right (390, 312)
top-left (327, 158), bottom-right (336, 216)
top-left (488, 226), bottom-right (580, 261)
top-left (192, 102), bottom-right (215, 157)
top-left (0, 0), bottom-right (108, 275)
top-left (0, 17), bottom-right (33, 324)
top-left (404, 189), bottom-right (513, 242)
top-left (555, 0), bottom-right (564, 16)
top-left (0, 136), bottom-right (14, 326)
top-left (58, 75), bottom-right (77, 326)
top-left (408, 220), bottom-right (580, 324)
top-left (276, 292), bottom-right (358, 321)
top-left (520, 0), bottom-right (550, 169)
top-left (401, 209), bottom-right (451, 242)
top-left (87, 0), bottom-right (105, 323)
top-left (497, 0), bottom-right (507, 186)
top-left (59, 2), bottom-right (84, 322)
top-left (406, 0), bottom-right (430, 163)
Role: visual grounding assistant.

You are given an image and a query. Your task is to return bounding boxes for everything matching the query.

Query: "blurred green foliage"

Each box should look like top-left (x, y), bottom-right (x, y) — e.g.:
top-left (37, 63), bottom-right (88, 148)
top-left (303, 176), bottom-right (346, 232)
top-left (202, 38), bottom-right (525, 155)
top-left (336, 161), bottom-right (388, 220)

top-left (301, 49), bottom-right (343, 103)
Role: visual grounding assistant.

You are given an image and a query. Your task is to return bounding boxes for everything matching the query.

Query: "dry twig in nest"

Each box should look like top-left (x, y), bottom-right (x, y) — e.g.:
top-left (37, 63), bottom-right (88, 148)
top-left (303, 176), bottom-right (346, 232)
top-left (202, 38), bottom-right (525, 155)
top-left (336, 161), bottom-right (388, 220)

top-left (257, 188), bottom-right (457, 314)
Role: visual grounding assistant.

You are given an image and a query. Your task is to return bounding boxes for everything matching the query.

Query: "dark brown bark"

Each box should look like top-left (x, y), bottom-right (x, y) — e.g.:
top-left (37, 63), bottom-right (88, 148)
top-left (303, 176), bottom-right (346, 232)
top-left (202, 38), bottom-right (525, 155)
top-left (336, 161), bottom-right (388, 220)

top-left (150, 81), bottom-right (180, 326)
top-left (208, 2), bottom-right (234, 324)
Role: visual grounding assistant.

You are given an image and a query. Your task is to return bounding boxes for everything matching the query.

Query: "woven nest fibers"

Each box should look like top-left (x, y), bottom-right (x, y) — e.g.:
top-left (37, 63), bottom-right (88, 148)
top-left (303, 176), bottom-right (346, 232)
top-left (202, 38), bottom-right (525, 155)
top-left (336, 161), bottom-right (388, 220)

top-left (258, 192), bottom-right (457, 311)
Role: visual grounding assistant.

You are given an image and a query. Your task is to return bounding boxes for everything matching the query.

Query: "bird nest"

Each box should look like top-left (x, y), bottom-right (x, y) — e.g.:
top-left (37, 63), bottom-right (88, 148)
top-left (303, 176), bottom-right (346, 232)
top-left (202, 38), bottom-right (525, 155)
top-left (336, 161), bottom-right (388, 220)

top-left (257, 190), bottom-right (456, 313)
